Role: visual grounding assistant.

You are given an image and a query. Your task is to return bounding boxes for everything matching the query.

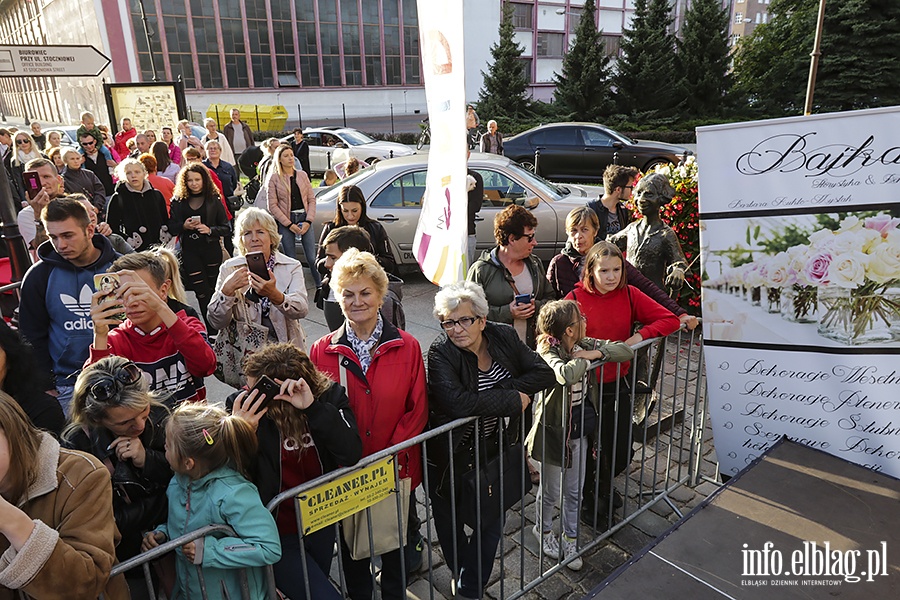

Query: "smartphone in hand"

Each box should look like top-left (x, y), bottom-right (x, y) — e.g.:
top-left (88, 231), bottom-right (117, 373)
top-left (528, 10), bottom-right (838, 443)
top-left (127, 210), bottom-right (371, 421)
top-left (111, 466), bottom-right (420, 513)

top-left (93, 273), bottom-right (126, 322)
top-left (248, 375), bottom-right (280, 410)
top-left (514, 293), bottom-right (532, 305)
top-left (22, 171), bottom-right (41, 200)
top-left (245, 251), bottom-right (271, 280)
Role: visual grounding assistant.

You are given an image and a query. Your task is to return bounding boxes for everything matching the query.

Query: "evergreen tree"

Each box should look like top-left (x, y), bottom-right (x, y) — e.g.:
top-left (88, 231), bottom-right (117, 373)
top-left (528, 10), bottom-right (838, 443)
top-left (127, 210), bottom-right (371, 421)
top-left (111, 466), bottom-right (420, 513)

top-left (614, 0), bottom-right (680, 116)
top-left (734, 0), bottom-right (900, 115)
top-left (477, 2), bottom-right (531, 123)
top-left (553, 0), bottom-right (614, 121)
top-left (675, 0), bottom-right (732, 116)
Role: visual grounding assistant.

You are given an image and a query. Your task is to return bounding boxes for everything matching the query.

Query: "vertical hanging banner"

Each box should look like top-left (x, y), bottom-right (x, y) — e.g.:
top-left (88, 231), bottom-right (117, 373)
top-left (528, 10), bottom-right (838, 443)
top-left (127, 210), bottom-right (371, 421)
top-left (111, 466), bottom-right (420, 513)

top-left (413, 0), bottom-right (468, 285)
top-left (698, 106), bottom-right (900, 479)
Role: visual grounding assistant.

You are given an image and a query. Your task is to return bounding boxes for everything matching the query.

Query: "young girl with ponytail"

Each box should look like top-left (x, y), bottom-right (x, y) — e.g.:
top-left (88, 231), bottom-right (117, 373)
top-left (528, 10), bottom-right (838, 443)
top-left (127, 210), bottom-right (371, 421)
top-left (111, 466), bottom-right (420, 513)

top-left (141, 403), bottom-right (281, 599)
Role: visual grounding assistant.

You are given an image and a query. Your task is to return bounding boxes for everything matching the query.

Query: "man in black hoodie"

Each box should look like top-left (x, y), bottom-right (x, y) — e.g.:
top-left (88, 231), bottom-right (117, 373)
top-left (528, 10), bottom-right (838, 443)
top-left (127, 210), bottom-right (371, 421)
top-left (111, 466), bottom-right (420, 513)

top-left (586, 164), bottom-right (639, 239)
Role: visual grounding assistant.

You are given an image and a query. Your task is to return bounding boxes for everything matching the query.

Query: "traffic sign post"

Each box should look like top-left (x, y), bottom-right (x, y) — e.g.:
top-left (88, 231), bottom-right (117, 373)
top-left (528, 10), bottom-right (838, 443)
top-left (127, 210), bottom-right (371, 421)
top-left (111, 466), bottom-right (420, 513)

top-left (0, 44), bottom-right (110, 78)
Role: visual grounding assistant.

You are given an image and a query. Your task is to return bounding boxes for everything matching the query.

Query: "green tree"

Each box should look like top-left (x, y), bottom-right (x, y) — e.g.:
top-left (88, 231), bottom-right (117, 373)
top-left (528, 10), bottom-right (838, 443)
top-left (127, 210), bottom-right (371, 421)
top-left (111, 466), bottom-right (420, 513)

top-left (477, 2), bottom-right (531, 124)
top-left (614, 0), bottom-right (679, 116)
top-left (675, 0), bottom-right (732, 116)
top-left (734, 0), bottom-right (900, 115)
top-left (553, 0), bottom-right (613, 120)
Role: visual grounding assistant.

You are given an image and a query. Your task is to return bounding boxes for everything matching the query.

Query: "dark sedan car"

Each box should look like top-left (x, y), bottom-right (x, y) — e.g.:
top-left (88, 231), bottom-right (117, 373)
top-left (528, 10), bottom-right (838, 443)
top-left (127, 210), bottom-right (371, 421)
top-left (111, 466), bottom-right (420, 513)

top-left (502, 122), bottom-right (691, 183)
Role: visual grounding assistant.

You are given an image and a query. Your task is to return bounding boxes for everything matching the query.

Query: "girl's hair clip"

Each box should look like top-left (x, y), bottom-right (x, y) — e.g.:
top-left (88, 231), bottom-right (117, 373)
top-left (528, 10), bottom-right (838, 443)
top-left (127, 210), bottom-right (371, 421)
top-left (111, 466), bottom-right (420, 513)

top-left (546, 336), bottom-right (560, 347)
top-left (202, 429), bottom-right (214, 445)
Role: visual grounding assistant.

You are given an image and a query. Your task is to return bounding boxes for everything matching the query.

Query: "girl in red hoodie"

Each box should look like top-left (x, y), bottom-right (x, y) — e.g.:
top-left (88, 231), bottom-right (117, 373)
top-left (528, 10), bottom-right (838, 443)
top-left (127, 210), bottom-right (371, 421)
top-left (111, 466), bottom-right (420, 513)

top-left (565, 240), bottom-right (679, 525)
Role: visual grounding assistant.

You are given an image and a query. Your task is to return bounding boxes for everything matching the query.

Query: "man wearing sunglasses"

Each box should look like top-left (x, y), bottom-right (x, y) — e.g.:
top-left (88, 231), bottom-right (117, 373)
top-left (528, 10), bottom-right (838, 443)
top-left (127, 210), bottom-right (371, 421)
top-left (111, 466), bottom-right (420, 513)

top-left (19, 196), bottom-right (119, 415)
top-left (79, 133), bottom-right (115, 196)
top-left (586, 164), bottom-right (639, 240)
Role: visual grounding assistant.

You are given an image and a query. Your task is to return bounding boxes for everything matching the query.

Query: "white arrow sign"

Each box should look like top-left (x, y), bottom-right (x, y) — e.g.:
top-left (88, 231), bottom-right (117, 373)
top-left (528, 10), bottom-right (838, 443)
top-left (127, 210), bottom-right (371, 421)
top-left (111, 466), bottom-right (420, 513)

top-left (0, 45), bottom-right (110, 78)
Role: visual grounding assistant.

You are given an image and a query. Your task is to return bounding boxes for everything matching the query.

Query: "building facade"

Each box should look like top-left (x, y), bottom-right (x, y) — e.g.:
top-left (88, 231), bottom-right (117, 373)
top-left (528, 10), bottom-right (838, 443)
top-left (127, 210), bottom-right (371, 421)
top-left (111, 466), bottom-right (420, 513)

top-left (728, 0), bottom-right (771, 47)
top-left (1, 0), bottom-right (697, 126)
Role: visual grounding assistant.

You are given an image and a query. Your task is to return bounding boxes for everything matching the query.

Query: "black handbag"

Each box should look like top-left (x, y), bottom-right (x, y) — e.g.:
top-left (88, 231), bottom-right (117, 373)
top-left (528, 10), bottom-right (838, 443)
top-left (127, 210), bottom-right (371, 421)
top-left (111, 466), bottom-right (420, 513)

top-left (459, 442), bottom-right (531, 528)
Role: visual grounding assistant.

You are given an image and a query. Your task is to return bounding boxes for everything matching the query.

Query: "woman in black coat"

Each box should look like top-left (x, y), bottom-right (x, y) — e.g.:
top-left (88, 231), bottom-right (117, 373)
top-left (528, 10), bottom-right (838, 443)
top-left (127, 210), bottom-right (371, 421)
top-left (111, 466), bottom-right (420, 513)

top-left (168, 163), bottom-right (230, 332)
top-left (228, 342), bottom-right (362, 600)
top-left (63, 355), bottom-right (171, 563)
top-left (106, 158), bottom-right (170, 251)
top-left (427, 281), bottom-right (554, 600)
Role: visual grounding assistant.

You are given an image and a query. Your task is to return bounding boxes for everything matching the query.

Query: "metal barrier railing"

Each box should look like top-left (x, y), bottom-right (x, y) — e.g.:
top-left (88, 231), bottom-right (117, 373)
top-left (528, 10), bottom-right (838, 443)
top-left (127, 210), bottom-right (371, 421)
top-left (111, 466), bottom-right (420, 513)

top-left (105, 326), bottom-right (708, 600)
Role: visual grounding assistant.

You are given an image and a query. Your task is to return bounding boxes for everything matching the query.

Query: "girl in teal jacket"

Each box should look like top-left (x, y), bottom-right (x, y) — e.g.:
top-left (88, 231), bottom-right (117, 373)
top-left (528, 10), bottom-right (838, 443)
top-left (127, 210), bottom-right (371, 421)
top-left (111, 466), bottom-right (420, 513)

top-left (141, 403), bottom-right (281, 600)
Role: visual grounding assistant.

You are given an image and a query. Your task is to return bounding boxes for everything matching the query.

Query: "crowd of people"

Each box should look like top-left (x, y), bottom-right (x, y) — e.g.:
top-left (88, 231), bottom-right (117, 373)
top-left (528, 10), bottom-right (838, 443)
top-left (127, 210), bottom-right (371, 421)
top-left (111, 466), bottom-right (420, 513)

top-left (0, 104), bottom-right (699, 599)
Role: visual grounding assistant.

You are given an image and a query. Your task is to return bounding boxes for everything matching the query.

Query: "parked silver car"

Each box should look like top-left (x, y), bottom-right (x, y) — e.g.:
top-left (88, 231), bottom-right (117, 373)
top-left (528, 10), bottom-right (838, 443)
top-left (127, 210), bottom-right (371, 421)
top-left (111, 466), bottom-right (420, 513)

top-left (313, 153), bottom-right (603, 268)
top-left (281, 127), bottom-right (415, 175)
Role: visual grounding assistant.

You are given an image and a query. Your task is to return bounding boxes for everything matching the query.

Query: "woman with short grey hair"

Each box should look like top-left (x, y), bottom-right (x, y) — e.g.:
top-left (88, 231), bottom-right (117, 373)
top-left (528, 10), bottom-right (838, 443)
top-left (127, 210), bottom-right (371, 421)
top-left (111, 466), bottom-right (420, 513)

top-left (426, 280), bottom-right (554, 599)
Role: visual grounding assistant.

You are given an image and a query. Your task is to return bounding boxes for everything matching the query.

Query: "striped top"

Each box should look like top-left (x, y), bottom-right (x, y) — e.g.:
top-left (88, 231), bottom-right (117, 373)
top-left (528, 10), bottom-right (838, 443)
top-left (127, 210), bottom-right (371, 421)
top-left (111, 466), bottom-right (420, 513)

top-left (475, 361), bottom-right (512, 438)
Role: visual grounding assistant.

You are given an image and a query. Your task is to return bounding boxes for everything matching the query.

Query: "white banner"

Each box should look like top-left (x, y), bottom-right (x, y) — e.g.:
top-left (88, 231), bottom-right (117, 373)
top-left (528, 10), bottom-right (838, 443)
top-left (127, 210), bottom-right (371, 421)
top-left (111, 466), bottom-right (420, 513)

top-left (698, 106), bottom-right (900, 479)
top-left (412, 1), bottom-right (468, 286)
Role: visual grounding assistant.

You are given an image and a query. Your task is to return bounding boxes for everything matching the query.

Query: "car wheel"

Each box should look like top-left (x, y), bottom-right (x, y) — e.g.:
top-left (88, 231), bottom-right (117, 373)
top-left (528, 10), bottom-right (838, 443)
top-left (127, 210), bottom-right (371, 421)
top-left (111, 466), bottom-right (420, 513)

top-left (643, 158), bottom-right (673, 172)
top-left (520, 160), bottom-right (536, 173)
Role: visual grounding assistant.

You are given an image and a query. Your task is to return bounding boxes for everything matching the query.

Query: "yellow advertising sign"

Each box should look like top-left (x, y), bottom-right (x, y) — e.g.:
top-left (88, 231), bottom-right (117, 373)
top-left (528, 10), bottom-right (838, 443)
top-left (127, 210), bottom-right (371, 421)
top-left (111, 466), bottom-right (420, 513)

top-left (296, 456), bottom-right (396, 535)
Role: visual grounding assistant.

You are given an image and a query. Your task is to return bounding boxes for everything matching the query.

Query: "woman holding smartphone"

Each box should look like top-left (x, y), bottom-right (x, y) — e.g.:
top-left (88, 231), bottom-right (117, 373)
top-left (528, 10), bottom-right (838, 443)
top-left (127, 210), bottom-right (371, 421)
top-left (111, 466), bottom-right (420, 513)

top-left (168, 163), bottom-right (230, 333)
top-left (208, 207), bottom-right (310, 350)
top-left (228, 343), bottom-right (361, 600)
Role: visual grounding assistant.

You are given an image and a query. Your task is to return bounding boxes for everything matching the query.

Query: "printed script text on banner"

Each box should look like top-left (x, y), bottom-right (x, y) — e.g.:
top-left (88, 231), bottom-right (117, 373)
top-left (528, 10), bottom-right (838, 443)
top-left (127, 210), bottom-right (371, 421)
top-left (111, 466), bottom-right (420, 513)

top-left (698, 106), bottom-right (900, 479)
top-left (413, 0), bottom-right (468, 285)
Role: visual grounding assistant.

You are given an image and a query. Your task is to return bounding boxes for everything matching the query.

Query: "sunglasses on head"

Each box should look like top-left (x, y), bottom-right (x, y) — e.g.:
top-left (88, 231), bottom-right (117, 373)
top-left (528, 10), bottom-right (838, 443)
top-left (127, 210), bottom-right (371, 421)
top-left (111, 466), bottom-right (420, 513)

top-left (88, 362), bottom-right (142, 402)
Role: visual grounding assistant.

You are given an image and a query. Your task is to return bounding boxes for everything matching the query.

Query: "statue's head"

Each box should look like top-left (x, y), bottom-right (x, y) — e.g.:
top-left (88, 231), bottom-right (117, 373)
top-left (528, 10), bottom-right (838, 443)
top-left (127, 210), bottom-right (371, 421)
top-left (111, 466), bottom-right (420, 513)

top-left (633, 173), bottom-right (675, 216)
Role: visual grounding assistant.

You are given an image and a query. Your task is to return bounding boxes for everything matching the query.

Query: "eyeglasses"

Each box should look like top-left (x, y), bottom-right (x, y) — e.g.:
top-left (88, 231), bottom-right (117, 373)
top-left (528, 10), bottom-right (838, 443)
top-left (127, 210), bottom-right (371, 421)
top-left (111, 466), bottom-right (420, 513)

top-left (568, 314), bottom-right (587, 328)
top-left (440, 316), bottom-right (479, 331)
top-left (15, 138), bottom-right (29, 145)
top-left (88, 362), bottom-right (142, 402)
top-left (519, 233), bottom-right (536, 243)
top-left (81, 140), bottom-right (96, 147)
top-left (624, 185), bottom-right (634, 191)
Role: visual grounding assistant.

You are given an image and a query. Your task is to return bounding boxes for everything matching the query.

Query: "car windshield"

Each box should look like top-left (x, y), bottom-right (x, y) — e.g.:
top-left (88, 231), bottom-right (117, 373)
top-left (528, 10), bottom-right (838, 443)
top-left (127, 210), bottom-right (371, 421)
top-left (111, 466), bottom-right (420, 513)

top-left (339, 130), bottom-right (377, 146)
top-left (506, 162), bottom-right (565, 200)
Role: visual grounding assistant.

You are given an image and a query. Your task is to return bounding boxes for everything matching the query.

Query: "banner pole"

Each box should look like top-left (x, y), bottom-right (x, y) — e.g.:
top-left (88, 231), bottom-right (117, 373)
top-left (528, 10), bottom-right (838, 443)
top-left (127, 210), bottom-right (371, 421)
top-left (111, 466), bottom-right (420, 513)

top-left (803, 0), bottom-right (827, 116)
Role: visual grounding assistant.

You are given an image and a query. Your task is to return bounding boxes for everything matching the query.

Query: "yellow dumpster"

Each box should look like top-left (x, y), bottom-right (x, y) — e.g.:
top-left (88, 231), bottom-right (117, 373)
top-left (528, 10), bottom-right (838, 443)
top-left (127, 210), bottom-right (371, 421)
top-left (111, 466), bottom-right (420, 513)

top-left (207, 104), bottom-right (289, 132)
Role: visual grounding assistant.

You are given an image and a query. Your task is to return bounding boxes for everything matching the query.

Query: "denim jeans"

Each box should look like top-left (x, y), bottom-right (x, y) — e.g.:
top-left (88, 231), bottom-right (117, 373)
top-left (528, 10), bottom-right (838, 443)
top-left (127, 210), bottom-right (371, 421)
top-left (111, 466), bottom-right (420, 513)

top-left (278, 220), bottom-right (322, 287)
top-left (536, 437), bottom-right (589, 538)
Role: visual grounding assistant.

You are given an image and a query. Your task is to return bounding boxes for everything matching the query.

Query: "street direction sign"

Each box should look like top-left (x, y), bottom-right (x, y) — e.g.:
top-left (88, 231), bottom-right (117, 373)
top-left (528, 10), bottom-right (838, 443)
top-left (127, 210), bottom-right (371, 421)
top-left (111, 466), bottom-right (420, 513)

top-left (0, 45), bottom-right (110, 78)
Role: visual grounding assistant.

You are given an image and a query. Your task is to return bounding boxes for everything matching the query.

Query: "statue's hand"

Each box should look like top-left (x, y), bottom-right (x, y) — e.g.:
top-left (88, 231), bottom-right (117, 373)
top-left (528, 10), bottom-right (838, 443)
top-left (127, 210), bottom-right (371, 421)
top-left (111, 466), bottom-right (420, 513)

top-left (666, 266), bottom-right (685, 289)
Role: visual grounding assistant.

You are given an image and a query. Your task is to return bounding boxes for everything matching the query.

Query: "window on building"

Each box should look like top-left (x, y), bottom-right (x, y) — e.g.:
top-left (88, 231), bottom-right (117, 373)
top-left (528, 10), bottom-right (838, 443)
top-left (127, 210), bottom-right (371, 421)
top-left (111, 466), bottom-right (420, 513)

top-left (734, 12), bottom-right (743, 24)
top-left (271, 2), bottom-right (296, 88)
top-left (402, 0), bottom-right (420, 85)
top-left (601, 34), bottom-right (621, 58)
top-left (319, 0), bottom-right (341, 86)
top-left (730, 33), bottom-right (741, 46)
top-left (518, 58), bottom-right (532, 84)
top-left (537, 32), bottom-right (564, 57)
top-left (342, 0), bottom-right (362, 86)
top-left (219, 0), bottom-right (249, 88)
top-left (763, 12), bottom-right (769, 23)
top-left (295, 0), bottom-right (320, 86)
top-left (567, 8), bottom-right (584, 33)
top-left (511, 3), bottom-right (533, 29)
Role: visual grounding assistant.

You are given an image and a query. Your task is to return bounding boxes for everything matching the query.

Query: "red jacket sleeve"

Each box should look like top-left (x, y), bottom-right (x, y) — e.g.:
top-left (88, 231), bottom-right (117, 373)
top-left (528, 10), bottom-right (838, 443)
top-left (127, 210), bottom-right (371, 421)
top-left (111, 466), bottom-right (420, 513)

top-left (167, 314), bottom-right (217, 377)
top-left (629, 286), bottom-right (680, 340)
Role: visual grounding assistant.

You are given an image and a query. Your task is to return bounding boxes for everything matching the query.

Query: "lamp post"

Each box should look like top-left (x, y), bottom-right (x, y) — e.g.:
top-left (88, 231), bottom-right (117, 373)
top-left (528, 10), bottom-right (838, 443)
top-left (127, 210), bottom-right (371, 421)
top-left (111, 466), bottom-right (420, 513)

top-left (803, 0), bottom-right (827, 115)
top-left (137, 0), bottom-right (158, 81)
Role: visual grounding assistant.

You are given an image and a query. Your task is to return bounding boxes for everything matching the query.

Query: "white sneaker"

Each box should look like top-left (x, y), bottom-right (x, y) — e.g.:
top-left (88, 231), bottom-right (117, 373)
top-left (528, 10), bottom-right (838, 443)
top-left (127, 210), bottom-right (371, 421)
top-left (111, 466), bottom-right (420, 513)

top-left (532, 525), bottom-right (560, 560)
top-left (562, 535), bottom-right (583, 571)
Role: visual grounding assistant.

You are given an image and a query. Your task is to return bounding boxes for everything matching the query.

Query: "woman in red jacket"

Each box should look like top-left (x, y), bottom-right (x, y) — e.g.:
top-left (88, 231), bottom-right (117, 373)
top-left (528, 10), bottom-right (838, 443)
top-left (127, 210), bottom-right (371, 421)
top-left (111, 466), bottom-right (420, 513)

top-left (565, 240), bottom-right (679, 526)
top-left (309, 248), bottom-right (427, 600)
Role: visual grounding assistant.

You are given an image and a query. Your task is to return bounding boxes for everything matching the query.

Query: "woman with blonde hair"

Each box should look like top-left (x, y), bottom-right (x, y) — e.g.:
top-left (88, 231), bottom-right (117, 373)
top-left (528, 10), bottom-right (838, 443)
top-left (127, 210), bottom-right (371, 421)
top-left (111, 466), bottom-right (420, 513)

top-left (309, 248), bottom-right (427, 600)
top-left (0, 393), bottom-right (129, 598)
top-left (266, 144), bottom-right (321, 287)
top-left (106, 158), bottom-right (170, 251)
top-left (208, 207), bottom-right (309, 349)
top-left (9, 131), bottom-right (46, 203)
top-left (64, 356), bottom-right (171, 563)
top-left (88, 250), bottom-right (217, 407)
top-left (229, 342), bottom-right (361, 600)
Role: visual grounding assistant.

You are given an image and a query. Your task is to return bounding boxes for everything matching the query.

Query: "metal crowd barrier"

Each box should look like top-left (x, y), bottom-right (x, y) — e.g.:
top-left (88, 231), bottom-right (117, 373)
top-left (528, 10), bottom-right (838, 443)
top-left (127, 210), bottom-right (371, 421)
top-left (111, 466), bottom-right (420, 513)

top-left (101, 326), bottom-right (707, 600)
